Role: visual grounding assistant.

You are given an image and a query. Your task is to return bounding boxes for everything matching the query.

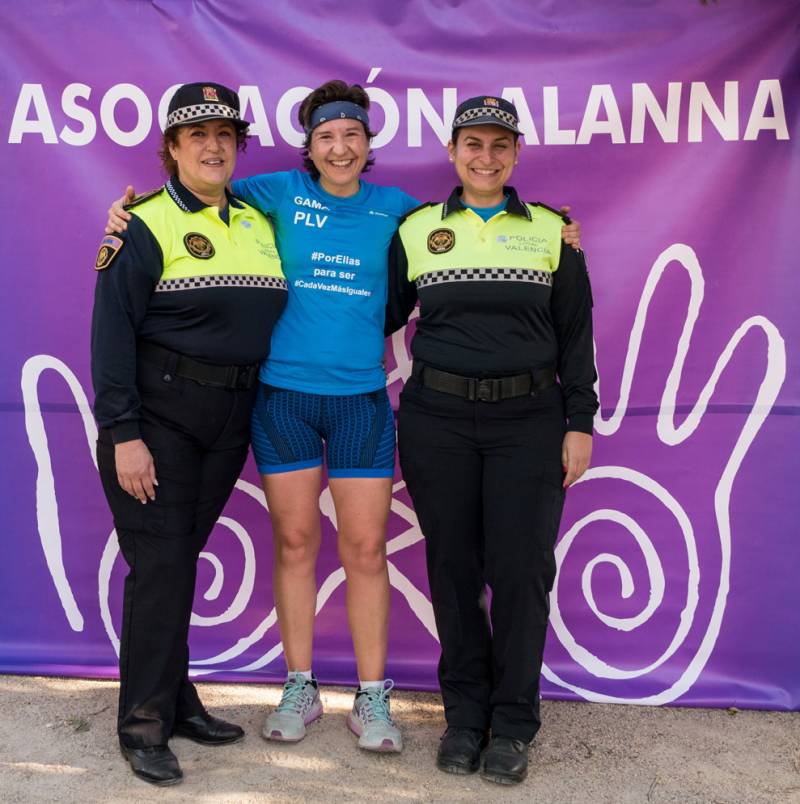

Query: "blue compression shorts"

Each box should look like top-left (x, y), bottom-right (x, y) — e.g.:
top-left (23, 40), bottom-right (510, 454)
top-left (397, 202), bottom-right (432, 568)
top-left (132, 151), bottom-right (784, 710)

top-left (251, 384), bottom-right (396, 478)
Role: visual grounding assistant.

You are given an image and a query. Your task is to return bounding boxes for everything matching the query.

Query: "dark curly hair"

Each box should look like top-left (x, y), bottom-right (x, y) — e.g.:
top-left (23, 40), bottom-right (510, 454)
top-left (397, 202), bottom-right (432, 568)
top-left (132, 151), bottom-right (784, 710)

top-left (158, 121), bottom-right (249, 177)
top-left (298, 80), bottom-right (377, 179)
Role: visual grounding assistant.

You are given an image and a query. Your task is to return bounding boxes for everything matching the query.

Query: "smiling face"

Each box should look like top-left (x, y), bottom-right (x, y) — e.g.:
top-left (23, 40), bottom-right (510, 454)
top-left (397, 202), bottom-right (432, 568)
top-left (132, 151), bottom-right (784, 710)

top-left (307, 118), bottom-right (370, 197)
top-left (448, 124), bottom-right (521, 207)
top-left (168, 119), bottom-right (237, 200)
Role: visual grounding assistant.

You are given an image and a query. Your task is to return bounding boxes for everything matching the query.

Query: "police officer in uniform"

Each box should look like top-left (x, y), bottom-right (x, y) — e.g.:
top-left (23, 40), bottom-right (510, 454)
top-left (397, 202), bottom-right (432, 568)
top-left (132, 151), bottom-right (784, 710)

top-left (91, 83), bottom-right (287, 785)
top-left (386, 96), bottom-right (598, 785)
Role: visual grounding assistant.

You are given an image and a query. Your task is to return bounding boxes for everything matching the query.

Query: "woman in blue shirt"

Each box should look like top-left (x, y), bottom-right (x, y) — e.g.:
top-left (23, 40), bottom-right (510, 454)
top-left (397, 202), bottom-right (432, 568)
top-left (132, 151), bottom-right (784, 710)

top-left (234, 82), bottom-right (418, 753)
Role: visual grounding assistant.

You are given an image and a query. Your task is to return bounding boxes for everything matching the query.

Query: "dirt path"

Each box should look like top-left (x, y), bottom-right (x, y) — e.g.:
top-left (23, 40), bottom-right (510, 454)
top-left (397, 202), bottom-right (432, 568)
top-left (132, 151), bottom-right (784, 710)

top-left (0, 676), bottom-right (797, 803)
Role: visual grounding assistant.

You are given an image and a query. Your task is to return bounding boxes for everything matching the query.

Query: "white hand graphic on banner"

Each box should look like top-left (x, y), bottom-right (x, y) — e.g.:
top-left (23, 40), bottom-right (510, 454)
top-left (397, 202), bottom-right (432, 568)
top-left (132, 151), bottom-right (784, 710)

top-left (541, 243), bottom-right (786, 704)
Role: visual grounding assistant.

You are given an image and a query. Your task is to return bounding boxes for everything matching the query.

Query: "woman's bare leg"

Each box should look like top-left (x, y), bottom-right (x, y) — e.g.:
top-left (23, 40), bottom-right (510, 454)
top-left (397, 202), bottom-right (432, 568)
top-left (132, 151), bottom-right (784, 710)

top-left (329, 476), bottom-right (393, 681)
top-left (262, 467), bottom-right (323, 671)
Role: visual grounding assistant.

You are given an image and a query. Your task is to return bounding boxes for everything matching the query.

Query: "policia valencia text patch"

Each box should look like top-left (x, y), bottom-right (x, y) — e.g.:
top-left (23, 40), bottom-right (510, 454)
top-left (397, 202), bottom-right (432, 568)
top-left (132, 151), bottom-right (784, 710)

top-left (95, 235), bottom-right (124, 270)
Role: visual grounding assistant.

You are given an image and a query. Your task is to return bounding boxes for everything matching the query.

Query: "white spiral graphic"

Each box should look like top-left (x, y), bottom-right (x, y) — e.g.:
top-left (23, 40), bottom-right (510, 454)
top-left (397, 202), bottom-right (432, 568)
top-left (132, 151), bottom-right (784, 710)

top-left (99, 514), bottom-right (257, 640)
top-left (97, 511), bottom-right (264, 656)
top-left (541, 244), bottom-right (786, 704)
top-left (550, 467), bottom-right (698, 681)
top-left (579, 514), bottom-right (665, 633)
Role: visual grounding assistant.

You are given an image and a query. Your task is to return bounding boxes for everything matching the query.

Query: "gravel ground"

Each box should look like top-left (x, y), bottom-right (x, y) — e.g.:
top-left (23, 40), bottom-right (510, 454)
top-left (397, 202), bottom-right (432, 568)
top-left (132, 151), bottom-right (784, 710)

top-left (0, 676), bottom-right (797, 803)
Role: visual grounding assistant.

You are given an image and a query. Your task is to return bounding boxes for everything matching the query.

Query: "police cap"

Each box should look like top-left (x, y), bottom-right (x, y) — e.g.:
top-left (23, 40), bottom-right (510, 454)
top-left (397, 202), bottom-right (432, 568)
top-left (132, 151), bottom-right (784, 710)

top-left (166, 82), bottom-right (250, 131)
top-left (451, 95), bottom-right (521, 136)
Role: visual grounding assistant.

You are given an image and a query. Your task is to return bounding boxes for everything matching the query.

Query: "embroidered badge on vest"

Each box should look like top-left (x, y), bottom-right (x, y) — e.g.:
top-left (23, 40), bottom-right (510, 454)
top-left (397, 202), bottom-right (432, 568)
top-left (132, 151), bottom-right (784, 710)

top-left (183, 232), bottom-right (215, 259)
top-left (94, 235), bottom-right (124, 270)
top-left (427, 228), bottom-right (455, 254)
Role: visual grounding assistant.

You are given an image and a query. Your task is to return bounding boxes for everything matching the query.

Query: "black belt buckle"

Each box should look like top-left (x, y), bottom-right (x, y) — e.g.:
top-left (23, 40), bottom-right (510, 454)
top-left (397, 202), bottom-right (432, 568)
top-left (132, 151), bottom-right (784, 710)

top-left (230, 364), bottom-right (256, 389)
top-left (241, 364), bottom-right (257, 389)
top-left (474, 378), bottom-right (500, 402)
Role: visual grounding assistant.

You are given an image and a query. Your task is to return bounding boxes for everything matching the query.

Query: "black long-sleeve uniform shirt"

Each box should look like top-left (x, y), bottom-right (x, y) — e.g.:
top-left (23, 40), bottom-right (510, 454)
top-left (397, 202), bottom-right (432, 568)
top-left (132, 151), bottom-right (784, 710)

top-left (91, 176), bottom-right (287, 443)
top-left (385, 186), bottom-right (598, 434)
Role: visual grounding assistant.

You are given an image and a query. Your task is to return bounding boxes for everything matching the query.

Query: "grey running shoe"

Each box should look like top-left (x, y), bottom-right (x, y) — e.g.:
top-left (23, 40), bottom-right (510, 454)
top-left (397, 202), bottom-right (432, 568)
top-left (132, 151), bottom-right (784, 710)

top-left (346, 679), bottom-right (403, 753)
top-left (262, 673), bottom-right (322, 742)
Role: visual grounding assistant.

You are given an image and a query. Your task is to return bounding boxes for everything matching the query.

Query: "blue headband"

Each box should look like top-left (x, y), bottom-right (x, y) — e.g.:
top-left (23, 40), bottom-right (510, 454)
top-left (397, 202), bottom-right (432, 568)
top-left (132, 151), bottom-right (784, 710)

top-left (306, 101), bottom-right (370, 135)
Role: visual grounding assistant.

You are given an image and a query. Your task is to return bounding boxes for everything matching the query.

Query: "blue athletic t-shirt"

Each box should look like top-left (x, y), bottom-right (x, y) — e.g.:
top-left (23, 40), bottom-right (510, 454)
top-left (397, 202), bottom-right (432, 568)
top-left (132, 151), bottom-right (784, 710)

top-left (233, 170), bottom-right (418, 394)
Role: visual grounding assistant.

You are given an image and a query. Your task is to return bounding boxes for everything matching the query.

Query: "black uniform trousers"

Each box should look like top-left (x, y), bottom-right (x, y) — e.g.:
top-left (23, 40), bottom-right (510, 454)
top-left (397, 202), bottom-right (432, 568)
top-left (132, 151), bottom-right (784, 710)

top-left (97, 357), bottom-right (257, 748)
top-left (398, 377), bottom-right (566, 743)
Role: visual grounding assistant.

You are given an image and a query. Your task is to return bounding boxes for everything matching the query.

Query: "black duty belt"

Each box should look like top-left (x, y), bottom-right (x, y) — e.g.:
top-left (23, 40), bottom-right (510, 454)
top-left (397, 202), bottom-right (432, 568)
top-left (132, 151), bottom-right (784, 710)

top-left (137, 342), bottom-right (258, 390)
top-left (416, 364), bottom-right (556, 402)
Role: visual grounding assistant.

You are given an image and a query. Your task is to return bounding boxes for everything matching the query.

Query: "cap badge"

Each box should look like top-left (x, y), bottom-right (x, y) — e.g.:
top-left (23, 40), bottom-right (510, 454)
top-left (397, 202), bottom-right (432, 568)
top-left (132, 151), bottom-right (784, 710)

top-left (94, 235), bottom-right (124, 270)
top-left (484, 97), bottom-right (500, 107)
top-left (184, 232), bottom-right (215, 259)
top-left (427, 228), bottom-right (455, 254)
top-left (202, 86), bottom-right (220, 102)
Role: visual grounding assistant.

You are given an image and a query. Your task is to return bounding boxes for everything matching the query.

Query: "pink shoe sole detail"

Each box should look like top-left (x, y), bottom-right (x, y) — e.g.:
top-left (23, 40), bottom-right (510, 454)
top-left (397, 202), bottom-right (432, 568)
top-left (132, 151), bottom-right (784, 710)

top-left (346, 713), bottom-right (401, 752)
top-left (268, 730), bottom-right (302, 743)
top-left (304, 702), bottom-right (323, 725)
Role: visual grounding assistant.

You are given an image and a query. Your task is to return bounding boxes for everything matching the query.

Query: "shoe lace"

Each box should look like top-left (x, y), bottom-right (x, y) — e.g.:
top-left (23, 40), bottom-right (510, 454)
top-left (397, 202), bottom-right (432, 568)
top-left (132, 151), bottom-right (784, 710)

top-left (275, 675), bottom-right (313, 714)
top-left (358, 679), bottom-right (396, 725)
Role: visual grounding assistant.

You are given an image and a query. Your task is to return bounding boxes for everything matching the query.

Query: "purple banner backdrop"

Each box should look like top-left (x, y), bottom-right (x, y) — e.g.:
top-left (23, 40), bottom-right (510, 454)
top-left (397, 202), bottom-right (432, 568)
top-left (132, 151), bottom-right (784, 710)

top-left (0, 1), bottom-right (797, 709)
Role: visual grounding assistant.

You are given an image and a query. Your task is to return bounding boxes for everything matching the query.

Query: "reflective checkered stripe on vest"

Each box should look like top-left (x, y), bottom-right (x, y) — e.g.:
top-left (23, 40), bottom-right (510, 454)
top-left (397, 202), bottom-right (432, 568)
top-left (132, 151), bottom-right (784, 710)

top-left (398, 203), bottom-right (563, 287)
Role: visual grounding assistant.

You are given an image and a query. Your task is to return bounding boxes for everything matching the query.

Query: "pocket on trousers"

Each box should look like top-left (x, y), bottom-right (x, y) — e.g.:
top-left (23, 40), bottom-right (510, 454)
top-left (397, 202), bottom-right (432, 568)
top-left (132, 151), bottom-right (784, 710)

top-left (136, 360), bottom-right (188, 422)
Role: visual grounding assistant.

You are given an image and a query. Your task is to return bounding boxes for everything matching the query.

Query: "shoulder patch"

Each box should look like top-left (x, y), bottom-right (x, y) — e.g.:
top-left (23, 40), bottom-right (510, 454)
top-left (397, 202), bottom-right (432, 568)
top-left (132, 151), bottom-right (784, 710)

top-left (94, 235), bottom-right (124, 271)
top-left (528, 202), bottom-right (569, 223)
top-left (123, 187), bottom-right (164, 210)
top-left (399, 201), bottom-right (437, 226)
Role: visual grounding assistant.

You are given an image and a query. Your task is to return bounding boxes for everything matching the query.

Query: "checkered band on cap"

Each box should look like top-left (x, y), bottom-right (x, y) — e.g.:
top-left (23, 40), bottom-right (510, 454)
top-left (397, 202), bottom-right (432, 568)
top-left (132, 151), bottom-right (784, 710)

top-left (453, 106), bottom-right (519, 130)
top-left (167, 103), bottom-right (241, 129)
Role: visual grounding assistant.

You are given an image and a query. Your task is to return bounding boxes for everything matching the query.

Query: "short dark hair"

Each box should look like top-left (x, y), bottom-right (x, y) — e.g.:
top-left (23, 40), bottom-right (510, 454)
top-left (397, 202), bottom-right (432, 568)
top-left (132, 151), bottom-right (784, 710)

top-left (158, 122), bottom-right (249, 177)
top-left (298, 80), bottom-right (376, 179)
